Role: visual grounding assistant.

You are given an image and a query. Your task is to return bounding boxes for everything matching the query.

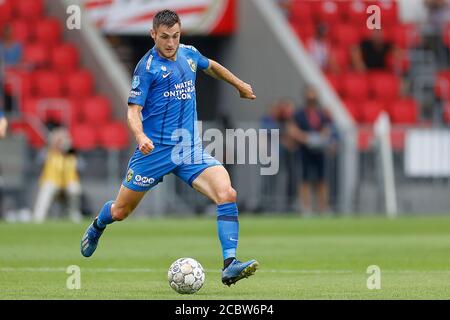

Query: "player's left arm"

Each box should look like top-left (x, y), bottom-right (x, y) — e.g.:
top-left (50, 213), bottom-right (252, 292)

top-left (204, 59), bottom-right (256, 100)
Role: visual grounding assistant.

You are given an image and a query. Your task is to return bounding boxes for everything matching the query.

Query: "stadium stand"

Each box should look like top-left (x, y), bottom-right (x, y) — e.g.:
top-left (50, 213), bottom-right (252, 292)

top-left (1, 0), bottom-right (129, 151)
top-left (283, 0), bottom-right (450, 154)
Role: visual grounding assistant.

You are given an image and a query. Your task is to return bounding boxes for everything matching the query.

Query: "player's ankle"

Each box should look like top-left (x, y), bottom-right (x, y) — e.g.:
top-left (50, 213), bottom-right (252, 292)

top-left (93, 218), bottom-right (106, 231)
top-left (224, 257), bottom-right (236, 269)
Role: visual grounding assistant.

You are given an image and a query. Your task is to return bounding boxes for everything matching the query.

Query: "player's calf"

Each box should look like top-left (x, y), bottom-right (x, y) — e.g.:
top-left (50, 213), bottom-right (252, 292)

top-left (111, 203), bottom-right (133, 221)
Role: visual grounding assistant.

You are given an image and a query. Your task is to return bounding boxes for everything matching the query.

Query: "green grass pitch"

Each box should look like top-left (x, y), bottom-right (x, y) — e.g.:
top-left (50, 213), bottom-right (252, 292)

top-left (0, 215), bottom-right (449, 299)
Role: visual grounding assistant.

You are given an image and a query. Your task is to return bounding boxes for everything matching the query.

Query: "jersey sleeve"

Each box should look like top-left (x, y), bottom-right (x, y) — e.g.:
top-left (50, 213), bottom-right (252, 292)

top-left (195, 47), bottom-right (210, 71)
top-left (127, 59), bottom-right (154, 107)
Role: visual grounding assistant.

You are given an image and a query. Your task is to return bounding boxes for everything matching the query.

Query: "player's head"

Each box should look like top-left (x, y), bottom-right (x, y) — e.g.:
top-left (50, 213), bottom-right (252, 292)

top-left (304, 85), bottom-right (319, 108)
top-left (369, 28), bottom-right (384, 44)
top-left (151, 9), bottom-right (181, 60)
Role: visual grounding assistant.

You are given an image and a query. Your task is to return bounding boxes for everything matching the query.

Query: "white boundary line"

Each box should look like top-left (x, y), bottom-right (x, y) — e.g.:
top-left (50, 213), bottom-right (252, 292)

top-left (1, 267), bottom-right (449, 274)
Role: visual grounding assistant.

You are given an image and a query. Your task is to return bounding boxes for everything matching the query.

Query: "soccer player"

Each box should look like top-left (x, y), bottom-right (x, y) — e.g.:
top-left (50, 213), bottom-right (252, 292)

top-left (81, 10), bottom-right (259, 286)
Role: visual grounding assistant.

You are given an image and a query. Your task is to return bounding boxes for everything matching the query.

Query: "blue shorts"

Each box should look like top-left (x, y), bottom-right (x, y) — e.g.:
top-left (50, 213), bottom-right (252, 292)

top-left (122, 143), bottom-right (222, 192)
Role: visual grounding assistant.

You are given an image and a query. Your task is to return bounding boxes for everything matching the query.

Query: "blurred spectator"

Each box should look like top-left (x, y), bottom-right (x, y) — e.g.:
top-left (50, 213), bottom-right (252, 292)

top-left (32, 127), bottom-right (82, 223)
top-left (306, 24), bottom-right (340, 74)
top-left (422, 0), bottom-right (450, 68)
top-left (424, 0), bottom-right (450, 32)
top-left (0, 25), bottom-right (23, 68)
top-left (351, 29), bottom-right (400, 72)
top-left (287, 86), bottom-right (334, 215)
top-left (0, 25), bottom-right (23, 114)
top-left (260, 98), bottom-right (298, 210)
top-left (261, 98), bottom-right (297, 151)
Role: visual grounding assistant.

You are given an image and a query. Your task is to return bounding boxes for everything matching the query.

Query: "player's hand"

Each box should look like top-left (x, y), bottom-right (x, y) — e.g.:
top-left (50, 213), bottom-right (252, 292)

top-left (238, 82), bottom-right (256, 100)
top-left (137, 134), bottom-right (154, 155)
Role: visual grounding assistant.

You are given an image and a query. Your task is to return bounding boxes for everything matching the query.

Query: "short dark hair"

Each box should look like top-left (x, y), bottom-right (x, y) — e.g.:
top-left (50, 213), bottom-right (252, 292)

top-left (153, 10), bottom-right (181, 30)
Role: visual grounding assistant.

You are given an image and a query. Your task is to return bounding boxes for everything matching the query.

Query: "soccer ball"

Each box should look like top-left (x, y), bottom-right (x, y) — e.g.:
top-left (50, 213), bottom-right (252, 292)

top-left (168, 258), bottom-right (205, 294)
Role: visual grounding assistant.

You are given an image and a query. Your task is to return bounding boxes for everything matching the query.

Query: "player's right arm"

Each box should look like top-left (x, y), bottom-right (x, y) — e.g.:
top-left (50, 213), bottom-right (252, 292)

top-left (127, 104), bottom-right (154, 155)
top-left (127, 54), bottom-right (156, 155)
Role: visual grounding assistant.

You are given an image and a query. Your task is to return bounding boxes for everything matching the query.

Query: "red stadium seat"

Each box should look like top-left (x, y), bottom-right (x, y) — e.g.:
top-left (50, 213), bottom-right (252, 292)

top-left (369, 72), bottom-right (400, 102)
top-left (21, 97), bottom-right (39, 116)
top-left (329, 46), bottom-right (351, 71)
top-left (361, 100), bottom-right (385, 123)
top-left (37, 98), bottom-right (77, 125)
top-left (390, 98), bottom-right (418, 124)
top-left (23, 42), bottom-right (49, 68)
top-left (16, 0), bottom-right (44, 20)
top-left (71, 124), bottom-right (98, 151)
top-left (10, 119), bottom-right (46, 149)
top-left (443, 101), bottom-right (450, 124)
top-left (342, 73), bottom-right (369, 102)
top-left (390, 127), bottom-right (405, 151)
top-left (22, 97), bottom-right (76, 125)
top-left (0, 0), bottom-right (13, 25)
top-left (66, 69), bottom-right (95, 98)
top-left (330, 23), bottom-right (361, 47)
top-left (11, 20), bottom-right (32, 42)
top-left (313, 1), bottom-right (341, 24)
top-left (435, 71), bottom-right (450, 99)
top-left (81, 95), bottom-right (112, 126)
top-left (343, 99), bottom-right (361, 122)
top-left (291, 22), bottom-right (315, 42)
top-left (358, 127), bottom-right (374, 151)
top-left (386, 49), bottom-right (410, 73)
top-left (52, 43), bottom-right (79, 72)
top-left (98, 121), bottom-right (129, 150)
top-left (377, 0), bottom-right (399, 26)
top-left (342, 0), bottom-right (376, 25)
top-left (289, 1), bottom-right (314, 25)
top-left (33, 71), bottom-right (63, 97)
top-left (35, 17), bottom-right (62, 45)
top-left (391, 24), bottom-right (421, 48)
top-left (325, 72), bottom-right (343, 96)
top-left (4, 69), bottom-right (32, 101)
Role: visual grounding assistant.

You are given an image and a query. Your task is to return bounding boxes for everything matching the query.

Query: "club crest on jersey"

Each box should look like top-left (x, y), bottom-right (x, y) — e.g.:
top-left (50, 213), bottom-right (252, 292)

top-left (126, 168), bottom-right (134, 182)
top-left (132, 76), bottom-right (140, 89)
top-left (187, 58), bottom-right (197, 72)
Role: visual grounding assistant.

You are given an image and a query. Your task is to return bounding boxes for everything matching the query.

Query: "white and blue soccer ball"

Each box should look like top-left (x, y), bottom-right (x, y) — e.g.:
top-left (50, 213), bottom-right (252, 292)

top-left (168, 258), bottom-right (205, 294)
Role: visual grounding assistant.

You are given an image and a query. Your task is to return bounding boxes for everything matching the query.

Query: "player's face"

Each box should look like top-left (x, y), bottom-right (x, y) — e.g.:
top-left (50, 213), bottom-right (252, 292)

top-left (151, 23), bottom-right (181, 60)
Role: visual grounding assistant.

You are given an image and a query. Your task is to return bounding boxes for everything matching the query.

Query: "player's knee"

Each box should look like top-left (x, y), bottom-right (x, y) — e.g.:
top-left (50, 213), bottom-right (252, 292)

top-left (111, 204), bottom-right (132, 221)
top-left (216, 187), bottom-right (237, 205)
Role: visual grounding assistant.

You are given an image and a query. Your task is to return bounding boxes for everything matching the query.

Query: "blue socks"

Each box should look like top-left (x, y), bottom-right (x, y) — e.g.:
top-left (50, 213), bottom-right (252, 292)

top-left (96, 201), bottom-right (115, 229)
top-left (217, 202), bottom-right (239, 261)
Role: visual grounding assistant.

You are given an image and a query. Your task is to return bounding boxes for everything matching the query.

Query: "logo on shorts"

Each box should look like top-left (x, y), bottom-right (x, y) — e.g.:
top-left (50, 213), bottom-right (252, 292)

top-left (134, 175), bottom-right (155, 185)
top-left (126, 169), bottom-right (134, 182)
top-left (131, 76), bottom-right (140, 89)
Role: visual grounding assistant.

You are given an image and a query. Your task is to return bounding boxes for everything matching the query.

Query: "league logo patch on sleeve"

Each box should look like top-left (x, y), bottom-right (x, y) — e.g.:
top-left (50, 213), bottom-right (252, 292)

top-left (132, 76), bottom-right (140, 89)
top-left (187, 59), bottom-right (197, 72)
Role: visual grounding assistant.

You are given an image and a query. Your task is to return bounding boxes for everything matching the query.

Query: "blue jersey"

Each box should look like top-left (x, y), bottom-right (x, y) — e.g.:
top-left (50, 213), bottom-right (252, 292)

top-left (128, 44), bottom-right (210, 146)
